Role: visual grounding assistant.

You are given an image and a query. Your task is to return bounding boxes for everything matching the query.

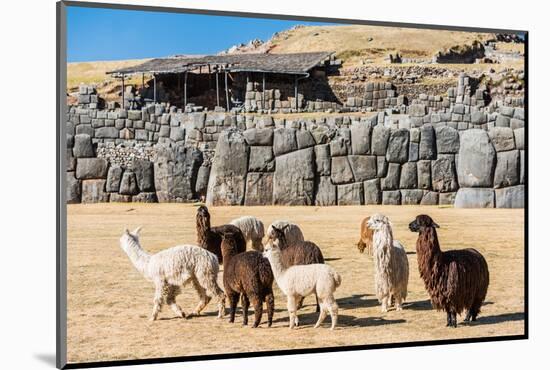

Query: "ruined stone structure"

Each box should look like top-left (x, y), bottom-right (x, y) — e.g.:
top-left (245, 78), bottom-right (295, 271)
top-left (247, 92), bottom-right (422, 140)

top-left (66, 74), bottom-right (525, 208)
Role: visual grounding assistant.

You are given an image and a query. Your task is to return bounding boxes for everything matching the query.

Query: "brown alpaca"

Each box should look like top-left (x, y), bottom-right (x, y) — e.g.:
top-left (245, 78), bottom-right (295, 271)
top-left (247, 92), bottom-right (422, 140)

top-left (269, 226), bottom-right (324, 312)
top-left (221, 234), bottom-right (275, 328)
top-left (196, 205), bottom-right (246, 263)
top-left (409, 215), bottom-right (490, 327)
top-left (357, 217), bottom-right (374, 256)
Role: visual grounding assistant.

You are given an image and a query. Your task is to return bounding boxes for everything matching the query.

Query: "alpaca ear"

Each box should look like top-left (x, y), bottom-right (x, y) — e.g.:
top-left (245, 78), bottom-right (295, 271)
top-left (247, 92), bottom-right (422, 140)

top-left (433, 222), bottom-right (440, 228)
top-left (132, 226), bottom-right (143, 235)
top-left (124, 228), bottom-right (130, 235)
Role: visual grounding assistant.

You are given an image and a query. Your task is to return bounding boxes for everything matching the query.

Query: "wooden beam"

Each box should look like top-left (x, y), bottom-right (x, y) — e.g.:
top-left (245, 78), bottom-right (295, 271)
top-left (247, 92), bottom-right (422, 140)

top-left (216, 71), bottom-right (219, 107)
top-left (294, 75), bottom-right (298, 111)
top-left (225, 70), bottom-right (230, 111)
top-left (153, 74), bottom-right (157, 103)
top-left (121, 75), bottom-right (125, 109)
top-left (184, 71), bottom-right (188, 107)
top-left (262, 73), bottom-right (266, 110)
top-left (141, 73), bottom-right (144, 90)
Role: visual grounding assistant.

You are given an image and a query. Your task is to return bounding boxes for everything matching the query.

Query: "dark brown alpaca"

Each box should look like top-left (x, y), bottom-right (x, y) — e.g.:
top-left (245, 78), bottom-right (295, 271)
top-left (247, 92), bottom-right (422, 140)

top-left (270, 226), bottom-right (324, 312)
top-left (196, 205), bottom-right (246, 263)
top-left (409, 215), bottom-right (490, 327)
top-left (356, 216), bottom-right (374, 256)
top-left (221, 233), bottom-right (275, 328)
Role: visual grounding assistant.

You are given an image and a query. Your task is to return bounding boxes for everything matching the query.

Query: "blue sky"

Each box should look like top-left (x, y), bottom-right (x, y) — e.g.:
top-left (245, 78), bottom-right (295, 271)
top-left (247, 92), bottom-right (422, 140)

top-left (67, 6), bottom-right (331, 62)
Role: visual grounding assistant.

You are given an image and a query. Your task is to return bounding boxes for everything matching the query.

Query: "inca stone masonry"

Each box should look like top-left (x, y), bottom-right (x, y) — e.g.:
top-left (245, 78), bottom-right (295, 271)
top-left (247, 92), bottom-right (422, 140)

top-left (66, 75), bottom-right (525, 208)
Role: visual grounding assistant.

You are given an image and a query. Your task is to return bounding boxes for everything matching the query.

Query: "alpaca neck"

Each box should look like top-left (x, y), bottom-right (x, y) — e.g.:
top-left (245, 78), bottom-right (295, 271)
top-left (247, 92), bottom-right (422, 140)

top-left (122, 238), bottom-right (151, 277)
top-left (221, 245), bottom-right (236, 270)
top-left (417, 228), bottom-right (443, 274)
top-left (266, 249), bottom-right (287, 283)
top-left (373, 224), bottom-right (393, 253)
top-left (197, 215), bottom-right (211, 246)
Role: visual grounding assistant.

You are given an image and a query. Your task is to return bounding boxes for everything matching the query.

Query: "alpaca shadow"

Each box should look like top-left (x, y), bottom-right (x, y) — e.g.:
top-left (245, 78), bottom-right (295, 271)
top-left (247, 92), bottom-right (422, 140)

top-left (405, 299), bottom-right (433, 311)
top-left (324, 257), bottom-right (342, 262)
top-left (465, 312), bottom-right (524, 326)
top-left (406, 251), bottom-right (416, 255)
top-left (338, 314), bottom-right (406, 328)
top-left (337, 294), bottom-right (379, 309)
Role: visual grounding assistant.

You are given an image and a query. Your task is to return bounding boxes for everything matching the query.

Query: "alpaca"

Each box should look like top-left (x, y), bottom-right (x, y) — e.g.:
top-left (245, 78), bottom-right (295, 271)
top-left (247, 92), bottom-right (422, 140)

top-left (221, 233), bottom-right (275, 327)
top-left (230, 216), bottom-right (265, 251)
top-left (409, 214), bottom-right (490, 327)
top-left (266, 220), bottom-right (304, 248)
top-left (196, 205), bottom-right (246, 263)
top-left (367, 214), bottom-right (409, 312)
top-left (263, 240), bottom-right (341, 330)
top-left (268, 225), bottom-right (325, 312)
top-left (119, 227), bottom-right (225, 321)
top-left (357, 217), bottom-right (374, 256)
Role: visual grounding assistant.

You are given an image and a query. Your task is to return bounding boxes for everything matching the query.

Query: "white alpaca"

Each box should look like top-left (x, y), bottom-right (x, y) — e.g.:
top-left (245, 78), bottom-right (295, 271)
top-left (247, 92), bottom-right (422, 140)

top-left (367, 214), bottom-right (409, 312)
top-left (263, 240), bottom-right (341, 330)
top-left (230, 216), bottom-right (265, 251)
top-left (119, 227), bottom-right (225, 321)
top-left (266, 220), bottom-right (304, 248)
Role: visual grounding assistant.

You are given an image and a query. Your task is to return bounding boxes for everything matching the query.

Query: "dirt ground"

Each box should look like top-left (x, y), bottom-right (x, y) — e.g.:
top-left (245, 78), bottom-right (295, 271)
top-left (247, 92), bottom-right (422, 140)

top-left (66, 204), bottom-right (525, 364)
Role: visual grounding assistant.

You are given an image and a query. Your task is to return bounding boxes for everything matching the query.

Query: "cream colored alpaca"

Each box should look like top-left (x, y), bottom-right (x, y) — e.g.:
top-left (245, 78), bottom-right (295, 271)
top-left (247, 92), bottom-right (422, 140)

top-left (263, 240), bottom-right (341, 330)
top-left (367, 214), bottom-right (409, 312)
top-left (119, 227), bottom-right (225, 321)
top-left (230, 216), bottom-right (265, 251)
top-left (266, 220), bottom-right (304, 247)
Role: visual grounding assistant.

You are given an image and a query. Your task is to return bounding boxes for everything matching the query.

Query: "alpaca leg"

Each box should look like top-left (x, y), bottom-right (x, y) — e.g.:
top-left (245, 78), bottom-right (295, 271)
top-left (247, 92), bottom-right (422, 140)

top-left (296, 296), bottom-right (305, 310)
top-left (251, 295), bottom-right (263, 328)
top-left (395, 293), bottom-right (403, 311)
top-left (191, 278), bottom-right (210, 316)
top-left (166, 285), bottom-right (185, 319)
top-left (314, 303), bottom-right (328, 329)
top-left (381, 296), bottom-right (389, 313)
top-left (446, 311), bottom-right (452, 327)
top-left (204, 278), bottom-right (226, 318)
top-left (287, 295), bottom-right (298, 329)
top-left (315, 294), bottom-right (320, 313)
top-left (265, 290), bottom-right (275, 327)
top-left (467, 298), bottom-right (483, 322)
top-left (328, 299), bottom-right (339, 330)
top-left (150, 283), bottom-right (165, 321)
top-left (451, 312), bottom-right (458, 328)
top-left (227, 291), bottom-right (239, 324)
top-left (241, 294), bottom-right (250, 326)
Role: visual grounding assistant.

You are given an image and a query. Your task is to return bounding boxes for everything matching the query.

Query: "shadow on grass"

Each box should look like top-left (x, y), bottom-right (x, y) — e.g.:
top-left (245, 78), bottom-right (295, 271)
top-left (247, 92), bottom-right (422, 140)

top-left (324, 257), bottom-right (342, 262)
top-left (270, 311), bottom-right (406, 328)
top-left (337, 294), bottom-right (379, 309)
top-left (466, 312), bottom-right (524, 326)
top-left (406, 251), bottom-right (416, 255)
top-left (405, 299), bottom-right (433, 311)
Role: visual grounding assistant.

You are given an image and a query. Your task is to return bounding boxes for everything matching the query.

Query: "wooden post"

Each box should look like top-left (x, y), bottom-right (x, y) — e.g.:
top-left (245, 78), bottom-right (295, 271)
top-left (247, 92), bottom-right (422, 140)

top-left (294, 75), bottom-right (298, 111)
top-left (153, 74), bottom-right (157, 103)
top-left (141, 73), bottom-right (144, 90)
top-left (225, 70), bottom-right (230, 111)
top-left (184, 71), bottom-right (188, 107)
top-left (121, 75), bottom-right (125, 108)
top-left (262, 73), bottom-right (266, 110)
top-left (208, 65), bottom-right (211, 89)
top-left (216, 70), bottom-right (220, 107)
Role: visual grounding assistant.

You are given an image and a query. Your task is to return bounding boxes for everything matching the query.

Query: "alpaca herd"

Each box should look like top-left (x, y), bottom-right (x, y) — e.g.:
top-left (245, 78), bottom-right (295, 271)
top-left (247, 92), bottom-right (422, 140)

top-left (119, 207), bottom-right (490, 330)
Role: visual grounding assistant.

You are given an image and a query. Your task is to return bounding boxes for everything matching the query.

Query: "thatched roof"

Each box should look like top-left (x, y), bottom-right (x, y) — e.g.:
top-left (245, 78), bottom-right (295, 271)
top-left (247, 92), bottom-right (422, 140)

top-left (107, 52), bottom-right (333, 76)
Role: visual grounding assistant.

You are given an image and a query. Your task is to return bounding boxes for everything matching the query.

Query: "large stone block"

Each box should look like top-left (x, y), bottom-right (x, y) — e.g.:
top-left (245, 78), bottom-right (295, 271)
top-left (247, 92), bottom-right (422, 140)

top-left (156, 144), bottom-right (204, 202)
top-left (66, 172), bottom-right (81, 203)
top-left (331, 156), bottom-right (354, 184)
top-left (337, 183), bottom-right (364, 205)
top-left (386, 129), bottom-right (409, 163)
top-left (73, 134), bottom-right (94, 158)
top-left (377, 156), bottom-right (388, 178)
top-left (400, 162), bottom-right (417, 189)
top-left (348, 155), bottom-right (377, 182)
top-left (417, 160), bottom-right (431, 190)
top-left (243, 128), bottom-right (274, 146)
top-left (206, 131), bottom-right (246, 205)
top-left (273, 128), bottom-right (297, 156)
top-left (435, 126), bottom-right (460, 154)
top-left (194, 166), bottom-right (210, 197)
top-left (76, 158), bottom-right (109, 180)
top-left (454, 188), bottom-right (495, 208)
top-left (81, 179), bottom-right (109, 203)
top-left (169, 126), bottom-right (185, 142)
top-left (249, 146), bottom-right (275, 172)
top-left (401, 189), bottom-right (424, 205)
top-left (419, 125), bottom-right (437, 160)
top-left (131, 159), bottom-right (155, 192)
top-left (439, 192), bottom-right (457, 206)
top-left (314, 144), bottom-right (331, 176)
top-left (372, 125), bottom-right (391, 155)
top-left (488, 127), bottom-right (515, 152)
top-left (273, 147), bottom-right (315, 205)
top-left (132, 192), bottom-right (158, 203)
top-left (350, 122), bottom-right (371, 154)
top-left (381, 163), bottom-right (400, 190)
top-left (457, 129), bottom-right (496, 187)
top-left (95, 127), bottom-right (119, 139)
top-left (495, 185), bottom-right (524, 208)
top-left (494, 150), bottom-right (520, 188)
top-left (330, 136), bottom-right (348, 156)
top-left (520, 150), bottom-right (525, 184)
top-left (315, 176), bottom-right (337, 206)
top-left (382, 190), bottom-right (401, 205)
top-left (364, 178), bottom-right (381, 205)
top-left (106, 166), bottom-right (123, 192)
top-left (420, 191), bottom-right (439, 205)
top-left (296, 130), bottom-right (316, 149)
top-left (245, 172), bottom-right (273, 206)
top-left (119, 170), bottom-right (139, 195)
top-left (432, 156), bottom-right (458, 192)
top-left (514, 128), bottom-right (524, 150)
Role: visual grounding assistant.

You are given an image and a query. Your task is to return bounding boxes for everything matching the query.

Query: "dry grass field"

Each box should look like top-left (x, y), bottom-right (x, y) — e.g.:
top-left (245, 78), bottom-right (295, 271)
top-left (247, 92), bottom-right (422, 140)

top-left (66, 204), bottom-right (525, 364)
